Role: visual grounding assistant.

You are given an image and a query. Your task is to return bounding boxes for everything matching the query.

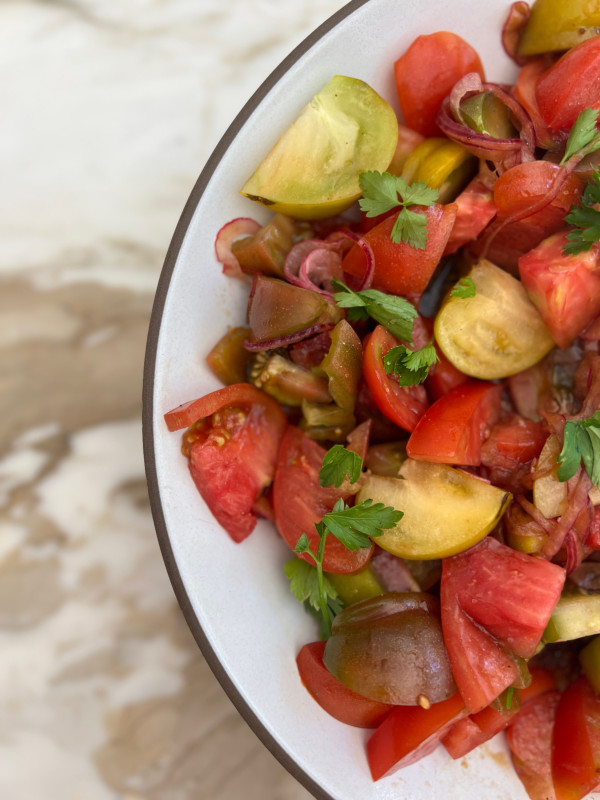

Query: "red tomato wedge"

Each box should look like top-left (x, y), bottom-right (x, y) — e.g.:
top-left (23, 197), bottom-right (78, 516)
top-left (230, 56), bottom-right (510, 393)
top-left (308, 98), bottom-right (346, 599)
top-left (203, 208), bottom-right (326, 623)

top-left (165, 384), bottom-right (287, 543)
top-left (442, 699), bottom-right (520, 760)
top-left (362, 325), bottom-right (429, 433)
top-left (341, 203), bottom-right (457, 297)
top-left (443, 178), bottom-right (497, 256)
top-left (406, 381), bottom-right (501, 466)
top-left (514, 59), bottom-right (561, 151)
top-left (520, 666), bottom-right (556, 705)
top-left (272, 425), bottom-right (372, 574)
top-left (519, 231), bottom-right (600, 348)
top-left (394, 32), bottom-right (484, 137)
top-left (481, 415), bottom-right (547, 470)
top-left (507, 691), bottom-right (561, 800)
top-left (296, 641), bottom-right (394, 729)
top-left (493, 162), bottom-right (582, 226)
top-left (552, 677), bottom-right (600, 800)
top-left (366, 692), bottom-right (466, 780)
top-left (536, 37), bottom-right (600, 132)
top-left (441, 537), bottom-right (565, 713)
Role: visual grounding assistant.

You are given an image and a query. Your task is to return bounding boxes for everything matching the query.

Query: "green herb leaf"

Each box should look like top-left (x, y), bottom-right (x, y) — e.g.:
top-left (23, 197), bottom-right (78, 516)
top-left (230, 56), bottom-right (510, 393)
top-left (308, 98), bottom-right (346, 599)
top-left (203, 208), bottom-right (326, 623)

top-left (450, 276), bottom-right (477, 299)
top-left (294, 533), bottom-right (313, 557)
top-left (358, 170), bottom-right (439, 250)
top-left (284, 558), bottom-right (339, 612)
top-left (557, 411), bottom-right (600, 488)
top-left (383, 342), bottom-right (439, 386)
top-left (319, 444), bottom-right (363, 488)
top-left (322, 497), bottom-right (404, 550)
top-left (332, 279), bottom-right (417, 343)
top-left (563, 170), bottom-right (600, 255)
top-left (560, 108), bottom-right (600, 165)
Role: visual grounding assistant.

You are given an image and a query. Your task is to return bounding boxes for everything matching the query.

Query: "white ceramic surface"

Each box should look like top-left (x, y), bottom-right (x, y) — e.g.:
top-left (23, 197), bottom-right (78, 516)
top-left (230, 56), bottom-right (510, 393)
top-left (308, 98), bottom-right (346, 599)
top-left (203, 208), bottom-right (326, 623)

top-left (147, 0), bottom-right (536, 797)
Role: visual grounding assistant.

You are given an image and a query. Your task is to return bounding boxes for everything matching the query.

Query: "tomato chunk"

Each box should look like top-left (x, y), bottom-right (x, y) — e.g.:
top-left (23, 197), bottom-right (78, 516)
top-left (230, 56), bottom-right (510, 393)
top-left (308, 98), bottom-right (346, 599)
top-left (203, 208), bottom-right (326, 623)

top-left (273, 425), bottom-right (372, 574)
top-left (406, 380), bottom-right (501, 466)
top-left (443, 178), bottom-right (497, 256)
top-left (362, 325), bottom-right (429, 433)
top-left (366, 692), bottom-right (466, 780)
top-left (441, 537), bottom-right (565, 712)
top-left (296, 641), bottom-right (394, 729)
top-left (394, 32), bottom-right (484, 137)
top-left (341, 204), bottom-right (457, 297)
top-left (507, 691), bottom-right (561, 800)
top-left (442, 698), bottom-right (520, 760)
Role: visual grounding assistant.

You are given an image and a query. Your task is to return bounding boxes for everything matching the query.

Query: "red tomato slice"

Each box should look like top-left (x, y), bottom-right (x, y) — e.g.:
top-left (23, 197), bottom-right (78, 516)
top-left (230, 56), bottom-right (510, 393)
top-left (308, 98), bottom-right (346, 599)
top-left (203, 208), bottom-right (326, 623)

top-left (443, 178), bottom-right (497, 256)
top-left (366, 692), bottom-right (466, 780)
top-left (552, 677), bottom-right (600, 800)
top-left (441, 537), bottom-right (565, 713)
top-left (176, 384), bottom-right (287, 543)
top-left (362, 325), bottom-right (429, 433)
top-left (296, 641), bottom-right (394, 729)
top-left (514, 59), bottom-right (562, 151)
top-left (536, 37), bottom-right (600, 132)
top-left (442, 699), bottom-right (520, 760)
top-left (518, 231), bottom-right (600, 348)
top-left (493, 162), bottom-right (582, 226)
top-left (406, 380), bottom-right (501, 466)
top-left (481, 415), bottom-right (547, 469)
top-left (394, 32), bottom-right (484, 137)
top-left (272, 425), bottom-right (372, 574)
top-left (507, 691), bottom-right (561, 800)
top-left (520, 666), bottom-right (556, 705)
top-left (341, 204), bottom-right (457, 297)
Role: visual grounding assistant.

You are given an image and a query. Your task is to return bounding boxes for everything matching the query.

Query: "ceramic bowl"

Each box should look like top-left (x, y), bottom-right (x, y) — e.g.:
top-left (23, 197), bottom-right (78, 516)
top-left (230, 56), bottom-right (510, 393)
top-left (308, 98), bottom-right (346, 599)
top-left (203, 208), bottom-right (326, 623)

top-left (143, 1), bottom-right (529, 797)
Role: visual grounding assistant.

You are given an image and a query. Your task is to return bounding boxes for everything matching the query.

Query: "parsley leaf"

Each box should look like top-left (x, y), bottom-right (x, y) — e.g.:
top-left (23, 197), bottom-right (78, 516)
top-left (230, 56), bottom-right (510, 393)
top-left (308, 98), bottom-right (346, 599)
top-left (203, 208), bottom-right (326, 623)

top-left (557, 411), bottom-right (600, 488)
top-left (323, 497), bottom-right (404, 550)
top-left (358, 171), bottom-right (439, 250)
top-left (450, 276), bottom-right (477, 299)
top-left (383, 342), bottom-right (439, 386)
top-left (319, 444), bottom-right (363, 488)
top-left (560, 108), bottom-right (600, 165)
top-left (332, 279), bottom-right (417, 343)
top-left (563, 170), bottom-right (600, 255)
top-left (283, 558), bottom-right (339, 613)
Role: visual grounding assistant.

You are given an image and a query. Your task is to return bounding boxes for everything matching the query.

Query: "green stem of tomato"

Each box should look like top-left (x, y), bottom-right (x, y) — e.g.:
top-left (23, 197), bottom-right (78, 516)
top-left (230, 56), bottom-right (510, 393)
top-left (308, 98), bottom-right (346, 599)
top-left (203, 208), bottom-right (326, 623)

top-left (316, 528), bottom-right (332, 638)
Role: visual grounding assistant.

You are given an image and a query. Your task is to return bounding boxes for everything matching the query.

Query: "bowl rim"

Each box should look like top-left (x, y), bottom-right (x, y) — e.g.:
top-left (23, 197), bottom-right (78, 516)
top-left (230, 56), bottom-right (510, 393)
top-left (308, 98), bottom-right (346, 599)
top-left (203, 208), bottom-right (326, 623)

top-left (142, 2), bottom-right (370, 797)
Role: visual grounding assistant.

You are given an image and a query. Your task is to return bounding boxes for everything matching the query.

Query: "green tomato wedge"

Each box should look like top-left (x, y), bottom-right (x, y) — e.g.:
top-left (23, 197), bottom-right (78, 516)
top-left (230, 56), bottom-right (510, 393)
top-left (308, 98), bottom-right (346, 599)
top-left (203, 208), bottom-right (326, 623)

top-left (518, 0), bottom-right (600, 57)
top-left (241, 75), bottom-right (398, 220)
top-left (357, 459), bottom-right (511, 560)
top-left (434, 259), bottom-right (555, 380)
top-left (543, 593), bottom-right (600, 644)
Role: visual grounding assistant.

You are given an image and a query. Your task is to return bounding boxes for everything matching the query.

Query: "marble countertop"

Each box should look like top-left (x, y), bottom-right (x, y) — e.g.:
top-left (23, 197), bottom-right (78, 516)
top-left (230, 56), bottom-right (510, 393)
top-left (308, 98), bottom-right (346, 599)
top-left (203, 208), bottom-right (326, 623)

top-left (1, 1), bottom-right (346, 797)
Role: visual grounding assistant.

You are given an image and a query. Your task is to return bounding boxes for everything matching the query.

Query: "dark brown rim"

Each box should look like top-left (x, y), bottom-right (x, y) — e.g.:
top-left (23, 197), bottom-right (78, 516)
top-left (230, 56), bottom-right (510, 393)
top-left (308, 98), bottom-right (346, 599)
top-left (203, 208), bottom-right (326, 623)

top-left (142, 2), bottom-right (371, 798)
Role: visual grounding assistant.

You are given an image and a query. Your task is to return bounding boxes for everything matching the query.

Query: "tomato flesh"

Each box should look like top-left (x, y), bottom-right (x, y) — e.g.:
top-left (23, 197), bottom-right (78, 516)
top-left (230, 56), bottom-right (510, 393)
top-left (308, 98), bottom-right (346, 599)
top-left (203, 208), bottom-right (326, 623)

top-left (507, 691), bottom-right (561, 800)
top-left (443, 178), bottom-right (497, 256)
top-left (443, 699), bottom-right (520, 760)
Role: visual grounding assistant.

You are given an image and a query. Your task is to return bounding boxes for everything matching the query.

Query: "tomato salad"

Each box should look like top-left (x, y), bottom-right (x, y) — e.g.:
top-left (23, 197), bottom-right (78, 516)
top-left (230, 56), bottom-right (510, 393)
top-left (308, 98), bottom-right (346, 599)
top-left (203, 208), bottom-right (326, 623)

top-left (165, 2), bottom-right (600, 797)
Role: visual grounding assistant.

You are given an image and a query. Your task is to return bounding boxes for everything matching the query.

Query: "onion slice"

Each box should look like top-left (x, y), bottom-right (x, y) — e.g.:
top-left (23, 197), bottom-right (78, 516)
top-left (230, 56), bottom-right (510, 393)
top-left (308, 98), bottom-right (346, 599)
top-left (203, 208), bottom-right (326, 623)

top-left (243, 322), bottom-right (336, 352)
top-left (501, 2), bottom-right (531, 66)
top-left (215, 217), bottom-right (261, 278)
top-left (328, 229), bottom-right (376, 291)
top-left (284, 239), bottom-right (345, 297)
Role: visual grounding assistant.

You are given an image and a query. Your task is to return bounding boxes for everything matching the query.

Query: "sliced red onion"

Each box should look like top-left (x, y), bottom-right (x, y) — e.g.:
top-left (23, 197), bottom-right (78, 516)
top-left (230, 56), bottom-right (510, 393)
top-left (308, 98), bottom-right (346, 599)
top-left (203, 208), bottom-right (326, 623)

top-left (214, 217), bottom-right (261, 279)
top-left (327, 229), bottom-right (376, 290)
top-left (501, 2), bottom-right (532, 67)
top-left (284, 239), bottom-right (346, 297)
top-left (242, 322), bottom-right (336, 352)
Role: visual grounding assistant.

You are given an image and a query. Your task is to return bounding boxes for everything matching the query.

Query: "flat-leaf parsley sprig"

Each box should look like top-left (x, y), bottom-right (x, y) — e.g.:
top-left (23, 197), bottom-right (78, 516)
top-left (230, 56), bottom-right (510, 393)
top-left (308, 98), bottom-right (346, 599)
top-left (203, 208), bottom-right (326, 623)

top-left (332, 279), bottom-right (417, 343)
top-left (557, 411), bottom-right (600, 488)
top-left (450, 276), bottom-right (477, 299)
top-left (560, 108), bottom-right (600, 166)
top-left (383, 341), bottom-right (439, 386)
top-left (358, 171), bottom-right (439, 250)
top-left (319, 444), bottom-right (363, 488)
top-left (563, 168), bottom-right (600, 255)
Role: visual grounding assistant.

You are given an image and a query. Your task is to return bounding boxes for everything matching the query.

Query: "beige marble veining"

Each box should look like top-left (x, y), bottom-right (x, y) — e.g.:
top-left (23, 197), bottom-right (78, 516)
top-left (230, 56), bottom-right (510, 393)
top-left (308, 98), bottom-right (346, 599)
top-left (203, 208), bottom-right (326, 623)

top-left (1, 0), bottom-right (346, 797)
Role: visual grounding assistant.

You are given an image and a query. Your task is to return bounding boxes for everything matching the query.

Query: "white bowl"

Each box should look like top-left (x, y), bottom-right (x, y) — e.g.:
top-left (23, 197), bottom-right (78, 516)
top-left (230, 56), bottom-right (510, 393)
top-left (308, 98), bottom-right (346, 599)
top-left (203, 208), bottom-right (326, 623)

top-left (143, 1), bottom-right (530, 797)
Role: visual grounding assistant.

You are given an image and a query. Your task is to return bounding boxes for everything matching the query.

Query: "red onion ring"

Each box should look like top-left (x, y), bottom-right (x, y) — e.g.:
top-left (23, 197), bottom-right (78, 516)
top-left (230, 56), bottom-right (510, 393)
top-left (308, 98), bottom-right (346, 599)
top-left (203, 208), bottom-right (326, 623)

top-left (284, 239), bottom-right (346, 297)
top-left (501, 2), bottom-right (532, 67)
top-left (327, 229), bottom-right (376, 291)
top-left (242, 322), bottom-right (336, 352)
top-left (214, 217), bottom-right (261, 279)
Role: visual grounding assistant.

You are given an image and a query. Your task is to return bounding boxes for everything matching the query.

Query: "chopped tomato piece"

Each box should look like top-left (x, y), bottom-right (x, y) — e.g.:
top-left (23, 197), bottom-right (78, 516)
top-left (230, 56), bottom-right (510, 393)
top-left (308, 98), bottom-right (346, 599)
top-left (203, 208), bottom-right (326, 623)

top-left (272, 426), bottom-right (372, 574)
top-left (536, 37), bottom-right (600, 132)
top-left (480, 414), bottom-right (548, 492)
top-left (341, 204), bottom-right (457, 297)
top-left (518, 231), bottom-right (600, 348)
top-left (394, 32), bottom-right (484, 137)
top-left (442, 697), bottom-right (520, 760)
top-left (296, 641), bottom-right (394, 729)
top-left (507, 691), bottom-right (561, 800)
top-left (362, 325), bottom-right (429, 433)
top-left (443, 178), bottom-right (497, 256)
top-left (366, 692), bottom-right (466, 780)
top-left (441, 537), bottom-right (565, 712)
top-left (519, 665), bottom-right (556, 705)
top-left (514, 59), bottom-right (562, 151)
top-left (406, 381), bottom-right (501, 466)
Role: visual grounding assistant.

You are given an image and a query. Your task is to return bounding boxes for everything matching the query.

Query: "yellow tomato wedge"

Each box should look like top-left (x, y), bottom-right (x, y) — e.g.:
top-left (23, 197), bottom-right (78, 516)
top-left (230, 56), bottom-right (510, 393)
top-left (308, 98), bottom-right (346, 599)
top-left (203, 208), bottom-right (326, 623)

top-left (240, 75), bottom-right (398, 220)
top-left (434, 259), bottom-right (555, 380)
top-left (357, 459), bottom-right (511, 560)
top-left (518, 0), bottom-right (600, 57)
top-left (401, 137), bottom-right (475, 203)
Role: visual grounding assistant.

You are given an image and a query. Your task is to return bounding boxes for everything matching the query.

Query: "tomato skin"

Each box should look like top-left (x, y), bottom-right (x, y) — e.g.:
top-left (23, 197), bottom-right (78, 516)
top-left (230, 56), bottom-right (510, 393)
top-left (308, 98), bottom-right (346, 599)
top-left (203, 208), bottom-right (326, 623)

top-left (493, 162), bottom-right (582, 225)
top-left (441, 537), bottom-right (565, 713)
top-left (362, 325), bottom-right (429, 433)
top-left (536, 37), bottom-right (600, 131)
top-left (272, 425), bottom-right (372, 574)
top-left (366, 692), bottom-right (466, 780)
top-left (518, 231), bottom-right (600, 348)
top-left (480, 414), bottom-right (548, 493)
top-left (442, 700), bottom-right (520, 760)
top-left (394, 32), bottom-right (484, 137)
top-left (406, 381), bottom-right (501, 466)
top-left (342, 203), bottom-right (457, 297)
top-left (443, 178), bottom-right (497, 256)
top-left (507, 691), bottom-right (561, 800)
top-left (514, 59), bottom-right (563, 151)
top-left (552, 677), bottom-right (600, 800)
top-left (296, 641), bottom-right (394, 729)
